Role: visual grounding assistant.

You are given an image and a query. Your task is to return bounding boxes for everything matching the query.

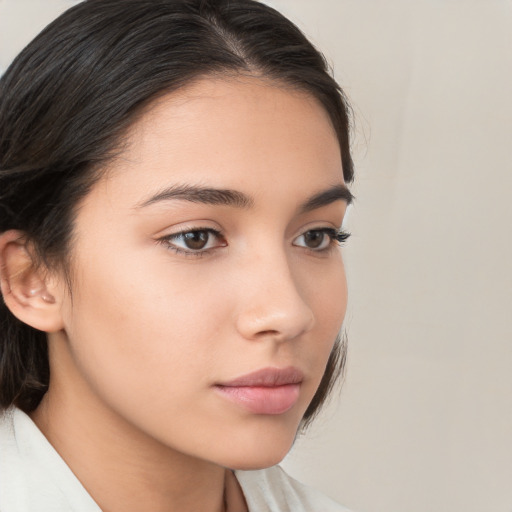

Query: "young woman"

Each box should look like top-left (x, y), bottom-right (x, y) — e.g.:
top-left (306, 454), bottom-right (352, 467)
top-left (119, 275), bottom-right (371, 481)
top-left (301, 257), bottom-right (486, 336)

top-left (0, 0), bottom-right (354, 510)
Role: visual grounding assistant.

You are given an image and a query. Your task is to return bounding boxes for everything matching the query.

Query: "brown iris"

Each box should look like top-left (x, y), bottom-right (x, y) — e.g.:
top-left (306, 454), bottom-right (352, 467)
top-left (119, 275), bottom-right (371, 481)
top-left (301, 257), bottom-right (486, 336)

top-left (183, 231), bottom-right (209, 250)
top-left (303, 230), bottom-right (325, 249)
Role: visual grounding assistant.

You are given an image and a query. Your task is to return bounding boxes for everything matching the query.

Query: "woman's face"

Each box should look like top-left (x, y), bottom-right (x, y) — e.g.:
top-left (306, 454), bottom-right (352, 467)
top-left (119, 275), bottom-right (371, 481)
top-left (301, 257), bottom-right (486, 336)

top-left (53, 76), bottom-right (350, 469)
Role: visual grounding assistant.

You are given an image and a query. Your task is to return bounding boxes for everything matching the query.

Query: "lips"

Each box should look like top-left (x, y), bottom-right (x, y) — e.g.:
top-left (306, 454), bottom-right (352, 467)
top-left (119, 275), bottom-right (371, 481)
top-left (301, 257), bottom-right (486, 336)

top-left (214, 367), bottom-right (303, 415)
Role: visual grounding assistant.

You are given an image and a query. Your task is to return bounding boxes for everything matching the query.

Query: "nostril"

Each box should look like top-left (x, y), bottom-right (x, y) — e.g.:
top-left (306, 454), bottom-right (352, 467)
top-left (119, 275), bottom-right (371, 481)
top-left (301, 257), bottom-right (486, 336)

top-left (254, 329), bottom-right (280, 338)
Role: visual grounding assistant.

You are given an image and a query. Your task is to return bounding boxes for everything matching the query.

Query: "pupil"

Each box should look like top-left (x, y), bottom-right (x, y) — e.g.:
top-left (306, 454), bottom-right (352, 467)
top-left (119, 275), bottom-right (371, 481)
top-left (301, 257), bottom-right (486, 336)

top-left (305, 231), bottom-right (324, 248)
top-left (184, 231), bottom-right (208, 250)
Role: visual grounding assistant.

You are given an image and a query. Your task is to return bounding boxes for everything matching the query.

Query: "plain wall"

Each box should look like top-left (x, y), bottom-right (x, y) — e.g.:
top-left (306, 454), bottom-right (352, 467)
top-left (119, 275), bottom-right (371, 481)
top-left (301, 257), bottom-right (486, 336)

top-left (1, 1), bottom-right (511, 512)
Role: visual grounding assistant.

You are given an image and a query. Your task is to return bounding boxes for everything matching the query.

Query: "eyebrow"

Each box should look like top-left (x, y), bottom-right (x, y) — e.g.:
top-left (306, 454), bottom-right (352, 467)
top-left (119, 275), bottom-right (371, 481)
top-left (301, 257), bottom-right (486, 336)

top-left (298, 184), bottom-right (354, 213)
top-left (137, 183), bottom-right (353, 211)
top-left (137, 184), bottom-right (253, 209)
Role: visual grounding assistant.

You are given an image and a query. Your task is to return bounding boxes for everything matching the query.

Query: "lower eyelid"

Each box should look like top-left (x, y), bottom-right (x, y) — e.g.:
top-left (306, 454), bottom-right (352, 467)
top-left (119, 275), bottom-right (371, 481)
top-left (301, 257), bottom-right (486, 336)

top-left (165, 245), bottom-right (212, 258)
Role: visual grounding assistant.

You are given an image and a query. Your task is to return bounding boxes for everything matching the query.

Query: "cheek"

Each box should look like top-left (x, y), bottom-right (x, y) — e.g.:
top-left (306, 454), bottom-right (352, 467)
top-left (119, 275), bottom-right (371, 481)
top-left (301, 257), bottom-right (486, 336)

top-left (292, 254), bottom-right (348, 389)
top-left (304, 254), bottom-right (347, 333)
top-left (61, 249), bottom-right (229, 415)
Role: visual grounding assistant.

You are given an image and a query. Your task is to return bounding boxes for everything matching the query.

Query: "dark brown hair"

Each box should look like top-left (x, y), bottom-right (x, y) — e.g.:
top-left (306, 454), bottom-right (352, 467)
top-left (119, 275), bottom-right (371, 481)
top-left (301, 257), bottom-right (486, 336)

top-left (0, 0), bottom-right (353, 425)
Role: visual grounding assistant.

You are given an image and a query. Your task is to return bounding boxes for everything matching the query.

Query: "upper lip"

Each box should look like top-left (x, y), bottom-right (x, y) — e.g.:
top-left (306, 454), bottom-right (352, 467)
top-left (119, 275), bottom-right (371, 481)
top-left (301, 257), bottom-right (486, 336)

top-left (216, 367), bottom-right (304, 387)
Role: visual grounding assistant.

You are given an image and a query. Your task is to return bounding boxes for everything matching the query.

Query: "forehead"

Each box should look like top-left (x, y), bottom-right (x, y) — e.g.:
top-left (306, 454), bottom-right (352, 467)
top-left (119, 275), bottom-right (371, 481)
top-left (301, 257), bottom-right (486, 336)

top-left (98, 76), bottom-right (344, 206)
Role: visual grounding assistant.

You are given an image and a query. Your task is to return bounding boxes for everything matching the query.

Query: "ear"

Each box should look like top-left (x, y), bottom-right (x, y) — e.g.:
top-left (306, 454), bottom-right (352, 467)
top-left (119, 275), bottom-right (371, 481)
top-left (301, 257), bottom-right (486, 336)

top-left (0, 230), bottom-right (65, 333)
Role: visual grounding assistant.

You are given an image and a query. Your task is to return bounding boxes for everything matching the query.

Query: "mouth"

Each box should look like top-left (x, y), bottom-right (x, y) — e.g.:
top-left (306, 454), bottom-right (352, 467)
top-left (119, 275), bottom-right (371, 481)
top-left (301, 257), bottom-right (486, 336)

top-left (214, 367), bottom-right (303, 415)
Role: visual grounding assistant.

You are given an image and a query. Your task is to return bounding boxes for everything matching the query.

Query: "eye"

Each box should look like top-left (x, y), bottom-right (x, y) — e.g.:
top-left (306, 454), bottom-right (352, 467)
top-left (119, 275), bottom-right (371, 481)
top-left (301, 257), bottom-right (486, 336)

top-left (159, 228), bottom-right (226, 254)
top-left (293, 228), bottom-right (350, 251)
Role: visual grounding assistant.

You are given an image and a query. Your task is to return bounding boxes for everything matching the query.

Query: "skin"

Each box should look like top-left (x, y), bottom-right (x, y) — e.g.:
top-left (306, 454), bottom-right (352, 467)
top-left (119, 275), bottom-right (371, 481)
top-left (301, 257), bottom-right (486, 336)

top-left (2, 76), bottom-right (349, 511)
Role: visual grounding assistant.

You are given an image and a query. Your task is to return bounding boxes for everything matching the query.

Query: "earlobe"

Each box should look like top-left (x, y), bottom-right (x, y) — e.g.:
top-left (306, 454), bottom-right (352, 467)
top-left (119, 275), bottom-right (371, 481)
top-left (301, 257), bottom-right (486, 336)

top-left (0, 230), bottom-right (64, 333)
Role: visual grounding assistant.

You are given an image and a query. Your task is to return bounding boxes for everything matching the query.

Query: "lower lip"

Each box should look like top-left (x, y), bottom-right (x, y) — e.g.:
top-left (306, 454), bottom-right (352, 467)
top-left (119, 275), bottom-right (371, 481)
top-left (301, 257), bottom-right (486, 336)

top-left (214, 384), bottom-right (301, 415)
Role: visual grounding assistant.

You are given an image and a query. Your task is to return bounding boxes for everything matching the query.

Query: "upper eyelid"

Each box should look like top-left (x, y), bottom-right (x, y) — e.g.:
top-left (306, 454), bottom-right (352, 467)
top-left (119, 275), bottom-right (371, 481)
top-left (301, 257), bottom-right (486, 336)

top-left (159, 225), bottom-right (347, 240)
top-left (161, 227), bottom-right (223, 243)
top-left (168, 227), bottom-right (221, 236)
top-left (163, 225), bottom-right (340, 236)
top-left (158, 228), bottom-right (225, 255)
top-left (155, 224), bottom-right (222, 239)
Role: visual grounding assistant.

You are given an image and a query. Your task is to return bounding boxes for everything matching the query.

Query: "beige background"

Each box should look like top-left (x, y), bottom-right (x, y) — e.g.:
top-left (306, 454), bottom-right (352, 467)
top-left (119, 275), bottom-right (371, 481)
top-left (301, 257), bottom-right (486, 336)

top-left (1, 1), bottom-right (511, 511)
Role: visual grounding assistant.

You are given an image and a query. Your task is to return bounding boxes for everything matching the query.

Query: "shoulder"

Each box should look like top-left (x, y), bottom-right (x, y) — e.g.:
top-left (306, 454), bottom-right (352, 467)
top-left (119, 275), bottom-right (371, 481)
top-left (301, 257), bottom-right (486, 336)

top-left (235, 465), bottom-right (352, 512)
top-left (0, 407), bottom-right (101, 512)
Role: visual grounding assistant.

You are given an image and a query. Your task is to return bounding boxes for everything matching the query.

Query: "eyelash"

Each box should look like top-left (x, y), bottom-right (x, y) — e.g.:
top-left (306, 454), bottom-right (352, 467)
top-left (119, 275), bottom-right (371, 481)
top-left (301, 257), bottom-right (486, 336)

top-left (158, 228), bottom-right (225, 258)
top-left (157, 227), bottom-right (351, 258)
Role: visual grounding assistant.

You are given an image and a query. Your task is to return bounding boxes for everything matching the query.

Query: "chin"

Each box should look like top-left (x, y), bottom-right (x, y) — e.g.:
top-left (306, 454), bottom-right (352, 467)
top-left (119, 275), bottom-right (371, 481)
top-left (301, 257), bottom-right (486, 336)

top-left (225, 450), bottom-right (290, 472)
top-left (215, 422), bottom-right (298, 471)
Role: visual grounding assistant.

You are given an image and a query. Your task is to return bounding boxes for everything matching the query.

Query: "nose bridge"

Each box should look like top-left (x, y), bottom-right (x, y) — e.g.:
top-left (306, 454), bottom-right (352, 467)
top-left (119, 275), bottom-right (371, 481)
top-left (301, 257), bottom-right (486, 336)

top-left (235, 242), bottom-right (315, 342)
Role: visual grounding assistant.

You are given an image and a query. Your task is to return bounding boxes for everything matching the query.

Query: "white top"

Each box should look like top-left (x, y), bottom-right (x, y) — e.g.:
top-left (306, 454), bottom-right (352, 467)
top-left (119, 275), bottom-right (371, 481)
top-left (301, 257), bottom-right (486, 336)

top-left (0, 407), bottom-right (350, 512)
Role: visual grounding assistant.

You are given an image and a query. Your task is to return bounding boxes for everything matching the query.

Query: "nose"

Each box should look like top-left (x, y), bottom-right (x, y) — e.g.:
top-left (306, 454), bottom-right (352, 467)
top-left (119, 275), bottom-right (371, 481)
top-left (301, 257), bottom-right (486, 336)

top-left (234, 252), bottom-right (315, 342)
